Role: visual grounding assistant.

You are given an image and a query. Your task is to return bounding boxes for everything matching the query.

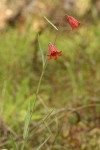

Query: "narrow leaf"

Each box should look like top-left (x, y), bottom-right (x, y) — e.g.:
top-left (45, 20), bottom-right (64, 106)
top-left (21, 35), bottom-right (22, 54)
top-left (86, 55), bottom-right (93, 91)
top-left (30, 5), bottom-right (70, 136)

top-left (23, 101), bottom-right (31, 139)
top-left (10, 136), bottom-right (18, 150)
top-left (38, 35), bottom-right (45, 68)
top-left (43, 16), bottom-right (58, 30)
top-left (36, 136), bottom-right (50, 150)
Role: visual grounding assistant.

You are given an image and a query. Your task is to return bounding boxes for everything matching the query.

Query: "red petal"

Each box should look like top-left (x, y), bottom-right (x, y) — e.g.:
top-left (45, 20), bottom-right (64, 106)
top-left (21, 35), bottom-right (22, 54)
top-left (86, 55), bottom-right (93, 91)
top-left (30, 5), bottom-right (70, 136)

top-left (54, 56), bottom-right (57, 60)
top-left (67, 16), bottom-right (80, 30)
top-left (48, 44), bottom-right (62, 60)
top-left (57, 51), bottom-right (62, 56)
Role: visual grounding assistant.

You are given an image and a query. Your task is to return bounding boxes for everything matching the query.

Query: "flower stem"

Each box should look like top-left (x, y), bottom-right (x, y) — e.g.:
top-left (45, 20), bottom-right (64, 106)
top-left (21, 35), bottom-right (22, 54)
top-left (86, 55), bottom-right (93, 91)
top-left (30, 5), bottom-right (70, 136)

top-left (21, 53), bottom-right (48, 150)
top-left (53, 20), bottom-right (62, 45)
top-left (31, 61), bottom-right (47, 114)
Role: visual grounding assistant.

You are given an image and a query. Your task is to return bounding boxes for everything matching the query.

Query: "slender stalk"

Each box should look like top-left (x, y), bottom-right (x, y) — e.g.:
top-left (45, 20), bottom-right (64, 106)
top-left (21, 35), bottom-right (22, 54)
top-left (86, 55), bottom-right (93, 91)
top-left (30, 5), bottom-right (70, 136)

top-left (31, 53), bottom-right (48, 114)
top-left (22, 16), bottom-right (60, 150)
top-left (31, 68), bottom-right (45, 112)
top-left (53, 19), bottom-right (62, 45)
top-left (21, 52), bottom-right (48, 150)
top-left (53, 31), bottom-right (59, 45)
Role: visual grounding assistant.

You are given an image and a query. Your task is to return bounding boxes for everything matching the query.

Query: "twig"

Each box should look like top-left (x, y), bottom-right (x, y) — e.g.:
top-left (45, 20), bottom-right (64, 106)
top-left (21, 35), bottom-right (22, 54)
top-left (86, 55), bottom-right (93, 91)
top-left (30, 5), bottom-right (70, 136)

top-left (29, 103), bottom-right (100, 136)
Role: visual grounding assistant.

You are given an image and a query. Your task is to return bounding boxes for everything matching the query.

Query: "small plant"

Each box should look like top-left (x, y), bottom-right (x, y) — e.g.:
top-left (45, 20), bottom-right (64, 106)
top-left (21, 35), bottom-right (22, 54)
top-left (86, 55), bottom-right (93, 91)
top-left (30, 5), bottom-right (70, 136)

top-left (21, 15), bottom-right (80, 150)
top-left (11, 14), bottom-right (80, 150)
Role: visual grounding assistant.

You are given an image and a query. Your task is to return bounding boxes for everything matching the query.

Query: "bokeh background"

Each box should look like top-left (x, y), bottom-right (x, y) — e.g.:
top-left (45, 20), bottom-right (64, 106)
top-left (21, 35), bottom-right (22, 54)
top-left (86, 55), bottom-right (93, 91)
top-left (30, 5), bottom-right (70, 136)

top-left (0, 0), bottom-right (100, 149)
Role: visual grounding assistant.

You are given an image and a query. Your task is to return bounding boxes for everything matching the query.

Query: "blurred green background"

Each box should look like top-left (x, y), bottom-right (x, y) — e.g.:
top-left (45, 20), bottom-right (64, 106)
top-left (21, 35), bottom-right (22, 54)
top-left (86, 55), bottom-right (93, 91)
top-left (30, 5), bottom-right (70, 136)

top-left (0, 0), bottom-right (100, 149)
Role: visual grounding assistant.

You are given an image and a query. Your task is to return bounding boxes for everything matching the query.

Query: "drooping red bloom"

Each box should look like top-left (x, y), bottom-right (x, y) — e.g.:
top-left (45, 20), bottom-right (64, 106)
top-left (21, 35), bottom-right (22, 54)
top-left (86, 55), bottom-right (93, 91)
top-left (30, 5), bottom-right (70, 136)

top-left (48, 44), bottom-right (62, 60)
top-left (67, 16), bottom-right (80, 30)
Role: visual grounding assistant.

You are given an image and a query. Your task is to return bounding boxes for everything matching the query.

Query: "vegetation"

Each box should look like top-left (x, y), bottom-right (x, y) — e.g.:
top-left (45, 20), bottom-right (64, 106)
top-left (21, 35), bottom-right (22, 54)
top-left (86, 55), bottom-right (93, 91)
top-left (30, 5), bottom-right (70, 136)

top-left (0, 1), bottom-right (100, 149)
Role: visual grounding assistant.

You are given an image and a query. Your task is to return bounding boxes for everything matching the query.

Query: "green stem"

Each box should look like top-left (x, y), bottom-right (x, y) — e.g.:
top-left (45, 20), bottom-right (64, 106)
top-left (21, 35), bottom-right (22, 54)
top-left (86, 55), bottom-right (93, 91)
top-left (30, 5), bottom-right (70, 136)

top-left (31, 53), bottom-right (48, 113)
top-left (21, 55), bottom-right (48, 150)
top-left (22, 18), bottom-right (60, 149)
top-left (53, 31), bottom-right (59, 44)
top-left (53, 20), bottom-right (62, 45)
top-left (31, 64), bottom-right (46, 113)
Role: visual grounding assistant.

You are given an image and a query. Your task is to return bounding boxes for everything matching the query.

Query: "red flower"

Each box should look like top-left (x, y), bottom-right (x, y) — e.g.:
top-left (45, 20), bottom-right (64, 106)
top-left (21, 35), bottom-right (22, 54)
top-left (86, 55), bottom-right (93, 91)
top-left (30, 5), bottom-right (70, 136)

top-left (67, 16), bottom-right (80, 30)
top-left (48, 44), bottom-right (62, 60)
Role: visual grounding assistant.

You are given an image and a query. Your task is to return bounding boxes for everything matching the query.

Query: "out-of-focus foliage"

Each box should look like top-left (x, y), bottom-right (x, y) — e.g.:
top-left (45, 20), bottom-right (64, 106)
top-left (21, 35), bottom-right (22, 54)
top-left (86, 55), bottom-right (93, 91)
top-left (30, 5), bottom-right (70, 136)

top-left (0, 0), bottom-right (100, 149)
top-left (0, 0), bottom-right (100, 31)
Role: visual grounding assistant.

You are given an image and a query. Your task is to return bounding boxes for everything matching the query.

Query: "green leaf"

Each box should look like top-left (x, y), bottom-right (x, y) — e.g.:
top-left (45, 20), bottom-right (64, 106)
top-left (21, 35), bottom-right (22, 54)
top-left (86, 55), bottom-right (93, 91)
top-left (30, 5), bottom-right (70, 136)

top-left (23, 101), bottom-right (31, 140)
top-left (10, 136), bottom-right (18, 150)
top-left (38, 35), bottom-right (45, 68)
top-left (43, 16), bottom-right (58, 30)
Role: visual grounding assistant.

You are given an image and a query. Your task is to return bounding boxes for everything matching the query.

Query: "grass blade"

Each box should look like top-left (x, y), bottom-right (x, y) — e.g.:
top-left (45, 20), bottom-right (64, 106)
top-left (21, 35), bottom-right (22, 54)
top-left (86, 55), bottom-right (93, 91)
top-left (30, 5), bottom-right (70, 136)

top-left (43, 16), bottom-right (58, 30)
top-left (10, 136), bottom-right (18, 150)
top-left (23, 101), bottom-right (31, 140)
top-left (36, 136), bottom-right (50, 150)
top-left (38, 35), bottom-right (45, 68)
